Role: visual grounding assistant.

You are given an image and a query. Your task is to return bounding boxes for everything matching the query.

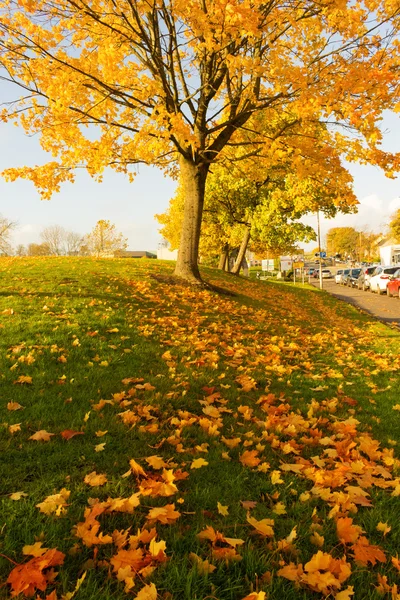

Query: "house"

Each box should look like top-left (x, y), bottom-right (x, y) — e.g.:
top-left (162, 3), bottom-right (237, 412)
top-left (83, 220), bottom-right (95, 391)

top-left (376, 236), bottom-right (400, 266)
top-left (114, 250), bottom-right (156, 258)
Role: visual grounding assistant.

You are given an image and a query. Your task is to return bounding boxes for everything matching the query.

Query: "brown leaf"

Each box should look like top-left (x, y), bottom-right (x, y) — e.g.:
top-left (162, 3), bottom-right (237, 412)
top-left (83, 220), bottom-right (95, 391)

top-left (60, 429), bottom-right (84, 440)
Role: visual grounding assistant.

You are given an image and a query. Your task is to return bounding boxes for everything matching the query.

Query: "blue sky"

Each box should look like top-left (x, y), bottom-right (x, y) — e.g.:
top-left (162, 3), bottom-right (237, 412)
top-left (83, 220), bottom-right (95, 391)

top-left (0, 90), bottom-right (399, 252)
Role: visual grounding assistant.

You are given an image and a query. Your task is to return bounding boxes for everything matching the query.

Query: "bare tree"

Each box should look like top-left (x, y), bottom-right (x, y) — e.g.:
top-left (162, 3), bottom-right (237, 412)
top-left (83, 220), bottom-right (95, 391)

top-left (16, 244), bottom-right (26, 256)
top-left (0, 214), bottom-right (16, 255)
top-left (40, 225), bottom-right (66, 255)
top-left (28, 243), bottom-right (51, 256)
top-left (65, 231), bottom-right (83, 255)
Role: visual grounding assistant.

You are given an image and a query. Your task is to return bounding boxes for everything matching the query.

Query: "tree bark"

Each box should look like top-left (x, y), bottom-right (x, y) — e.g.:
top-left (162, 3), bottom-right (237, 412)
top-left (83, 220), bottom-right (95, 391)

top-left (218, 243), bottom-right (230, 271)
top-left (174, 156), bottom-right (208, 283)
top-left (231, 227), bottom-right (251, 275)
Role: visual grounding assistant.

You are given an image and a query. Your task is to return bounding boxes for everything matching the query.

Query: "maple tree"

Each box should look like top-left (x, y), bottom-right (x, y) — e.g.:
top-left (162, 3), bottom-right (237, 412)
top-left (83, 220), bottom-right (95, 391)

top-left (389, 208), bottom-right (400, 241)
top-left (1, 1), bottom-right (400, 282)
top-left (84, 220), bottom-right (127, 257)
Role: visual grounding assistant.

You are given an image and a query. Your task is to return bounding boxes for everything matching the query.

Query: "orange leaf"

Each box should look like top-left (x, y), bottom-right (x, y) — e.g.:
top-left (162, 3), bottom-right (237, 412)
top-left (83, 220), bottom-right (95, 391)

top-left (7, 402), bottom-right (24, 411)
top-left (7, 548), bottom-right (64, 597)
top-left (336, 517), bottom-right (363, 544)
top-left (146, 503), bottom-right (181, 525)
top-left (351, 536), bottom-right (386, 566)
top-left (133, 583), bottom-right (157, 600)
top-left (239, 450), bottom-right (260, 468)
top-left (60, 429), bottom-right (84, 440)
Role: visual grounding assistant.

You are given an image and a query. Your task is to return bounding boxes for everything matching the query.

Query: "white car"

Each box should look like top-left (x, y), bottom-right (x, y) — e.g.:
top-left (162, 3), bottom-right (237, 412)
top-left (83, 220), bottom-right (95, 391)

top-left (369, 266), bottom-right (399, 294)
top-left (335, 269), bottom-right (343, 284)
top-left (322, 269), bottom-right (333, 279)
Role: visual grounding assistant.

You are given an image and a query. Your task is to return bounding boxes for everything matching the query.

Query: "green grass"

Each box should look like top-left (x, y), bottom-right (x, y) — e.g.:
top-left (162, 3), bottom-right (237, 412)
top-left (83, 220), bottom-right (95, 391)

top-left (0, 257), bottom-right (399, 600)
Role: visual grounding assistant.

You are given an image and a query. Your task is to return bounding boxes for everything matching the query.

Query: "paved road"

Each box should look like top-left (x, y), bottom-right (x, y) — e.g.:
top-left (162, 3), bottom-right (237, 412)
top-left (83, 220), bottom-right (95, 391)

top-left (310, 277), bottom-right (400, 327)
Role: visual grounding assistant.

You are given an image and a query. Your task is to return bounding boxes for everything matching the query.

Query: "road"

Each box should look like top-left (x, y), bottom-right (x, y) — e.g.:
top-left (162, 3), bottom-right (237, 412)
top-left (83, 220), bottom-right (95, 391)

top-left (310, 276), bottom-right (400, 327)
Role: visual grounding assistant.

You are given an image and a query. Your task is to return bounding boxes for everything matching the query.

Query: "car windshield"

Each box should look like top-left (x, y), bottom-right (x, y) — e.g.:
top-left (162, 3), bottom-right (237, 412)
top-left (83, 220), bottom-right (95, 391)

top-left (343, 269), bottom-right (350, 274)
top-left (366, 267), bottom-right (376, 275)
top-left (351, 269), bottom-right (361, 276)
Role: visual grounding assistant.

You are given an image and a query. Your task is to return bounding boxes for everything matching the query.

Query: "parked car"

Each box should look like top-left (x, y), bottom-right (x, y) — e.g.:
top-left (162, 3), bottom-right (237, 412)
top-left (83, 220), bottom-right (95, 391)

top-left (321, 269), bottom-right (333, 279)
top-left (357, 266), bottom-right (377, 291)
top-left (335, 269), bottom-right (343, 284)
top-left (369, 266), bottom-right (400, 294)
top-left (387, 268), bottom-right (400, 298)
top-left (340, 269), bottom-right (351, 285)
top-left (347, 268), bottom-right (362, 287)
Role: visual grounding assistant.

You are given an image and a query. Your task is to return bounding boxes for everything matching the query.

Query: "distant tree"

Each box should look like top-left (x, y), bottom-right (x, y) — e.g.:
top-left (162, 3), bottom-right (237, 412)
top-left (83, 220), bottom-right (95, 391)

top-left (0, 214), bottom-right (16, 255)
top-left (65, 231), bottom-right (83, 256)
top-left (326, 228), bottom-right (359, 260)
top-left (85, 220), bottom-right (128, 257)
top-left (16, 244), bottom-right (26, 256)
top-left (40, 225), bottom-right (67, 255)
top-left (28, 243), bottom-right (51, 256)
top-left (389, 209), bottom-right (400, 241)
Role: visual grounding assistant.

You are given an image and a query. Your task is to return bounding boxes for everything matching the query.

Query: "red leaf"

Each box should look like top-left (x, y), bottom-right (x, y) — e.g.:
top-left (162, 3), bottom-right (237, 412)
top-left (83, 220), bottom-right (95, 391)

top-left (60, 430), bottom-right (84, 440)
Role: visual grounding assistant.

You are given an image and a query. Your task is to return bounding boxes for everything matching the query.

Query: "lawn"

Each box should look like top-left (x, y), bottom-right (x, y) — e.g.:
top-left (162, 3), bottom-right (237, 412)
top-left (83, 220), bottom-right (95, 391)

top-left (0, 257), bottom-right (399, 600)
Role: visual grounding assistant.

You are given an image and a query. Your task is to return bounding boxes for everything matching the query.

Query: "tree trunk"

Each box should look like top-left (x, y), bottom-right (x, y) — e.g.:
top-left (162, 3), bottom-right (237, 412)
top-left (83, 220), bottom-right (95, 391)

top-left (218, 243), bottom-right (229, 271)
top-left (174, 156), bottom-right (208, 283)
top-left (231, 227), bottom-right (251, 275)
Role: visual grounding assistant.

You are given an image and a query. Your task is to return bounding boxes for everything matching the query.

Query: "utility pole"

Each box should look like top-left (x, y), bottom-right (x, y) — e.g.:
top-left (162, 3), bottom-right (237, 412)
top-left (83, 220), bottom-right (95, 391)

top-left (317, 210), bottom-right (323, 290)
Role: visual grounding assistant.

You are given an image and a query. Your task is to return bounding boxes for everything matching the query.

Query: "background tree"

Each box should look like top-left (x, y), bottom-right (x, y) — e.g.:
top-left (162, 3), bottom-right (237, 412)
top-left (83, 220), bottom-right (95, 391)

top-left (84, 220), bottom-right (128, 257)
top-left (65, 231), bottom-right (83, 256)
top-left (40, 225), bottom-right (67, 256)
top-left (1, 0), bottom-right (400, 282)
top-left (326, 228), bottom-right (359, 260)
top-left (15, 244), bottom-right (26, 256)
top-left (389, 209), bottom-right (400, 241)
top-left (0, 214), bottom-right (16, 255)
top-left (27, 243), bottom-right (51, 256)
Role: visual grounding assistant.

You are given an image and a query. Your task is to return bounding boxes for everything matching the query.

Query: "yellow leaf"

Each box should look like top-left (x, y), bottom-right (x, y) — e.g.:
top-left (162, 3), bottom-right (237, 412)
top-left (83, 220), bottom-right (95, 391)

top-left (36, 488), bottom-right (70, 516)
top-left (61, 571), bottom-right (87, 600)
top-left (271, 470), bottom-right (284, 484)
top-left (310, 531), bottom-right (324, 547)
top-left (95, 443), bottom-right (106, 452)
top-left (9, 491), bottom-right (28, 500)
top-left (273, 502), bottom-right (286, 515)
top-left (95, 430), bottom-right (108, 437)
top-left (189, 552), bottom-right (216, 574)
top-left (133, 583), bottom-right (157, 600)
top-left (84, 472), bottom-right (108, 487)
top-left (247, 515), bottom-right (274, 537)
top-left (376, 522), bottom-right (391, 536)
top-left (336, 587), bottom-right (354, 600)
top-left (9, 423), bottom-right (21, 434)
top-left (217, 502), bottom-right (229, 516)
top-left (145, 455), bottom-right (168, 470)
top-left (22, 542), bottom-right (48, 557)
top-left (146, 503), bottom-right (181, 524)
top-left (241, 593), bottom-right (266, 600)
top-left (29, 430), bottom-right (55, 442)
top-left (191, 458), bottom-right (208, 469)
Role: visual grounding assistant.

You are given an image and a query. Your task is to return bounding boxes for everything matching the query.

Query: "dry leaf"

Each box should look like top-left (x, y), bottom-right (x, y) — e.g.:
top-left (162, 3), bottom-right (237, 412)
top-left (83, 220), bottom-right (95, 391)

top-left (29, 430), bottom-right (55, 442)
top-left (84, 472), bottom-right (108, 487)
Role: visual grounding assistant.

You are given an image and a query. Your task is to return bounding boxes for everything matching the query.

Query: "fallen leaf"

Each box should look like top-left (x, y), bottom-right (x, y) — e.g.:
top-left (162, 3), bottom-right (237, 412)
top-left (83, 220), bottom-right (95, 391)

top-left (7, 402), bottom-right (24, 411)
top-left (9, 491), bottom-right (28, 501)
top-left (146, 504), bottom-right (181, 525)
top-left (23, 542), bottom-right (48, 557)
top-left (217, 502), bottom-right (229, 516)
top-left (60, 429), bottom-right (84, 440)
top-left (84, 472), bottom-right (108, 487)
top-left (191, 458), bottom-right (208, 469)
top-left (29, 430), bottom-right (55, 442)
top-left (133, 583), bottom-right (157, 600)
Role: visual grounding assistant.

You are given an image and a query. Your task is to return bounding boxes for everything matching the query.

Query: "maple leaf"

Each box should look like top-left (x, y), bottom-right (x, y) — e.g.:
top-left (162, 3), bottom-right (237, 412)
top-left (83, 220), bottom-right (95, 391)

top-left (9, 423), bottom-right (22, 434)
top-left (95, 430), bottom-right (108, 437)
top-left (110, 548), bottom-right (150, 573)
top-left (310, 532), bottom-right (325, 548)
top-left (95, 443), bottom-right (106, 452)
top-left (14, 375), bottom-right (33, 385)
top-left (146, 503), bottom-right (181, 525)
top-left (129, 459), bottom-right (148, 478)
top-left (189, 553), bottom-right (216, 574)
top-left (336, 518), bottom-right (363, 545)
top-left (239, 450), bottom-right (260, 468)
top-left (235, 374), bottom-right (257, 391)
top-left (84, 472), bottom-right (107, 487)
top-left (376, 522), bottom-right (391, 536)
top-left (217, 502), bottom-right (229, 516)
top-left (29, 430), bottom-right (55, 442)
top-left (277, 562), bottom-right (304, 582)
top-left (74, 503), bottom-right (113, 547)
top-left (351, 536), bottom-right (386, 566)
top-left (7, 548), bottom-right (65, 597)
top-left (221, 436), bottom-right (241, 449)
top-left (36, 489), bottom-right (70, 516)
top-left (133, 583), bottom-right (157, 600)
top-left (7, 401), bottom-right (24, 411)
top-left (190, 458), bottom-right (208, 469)
top-left (336, 587), bottom-right (355, 600)
top-left (145, 455), bottom-right (168, 470)
top-left (9, 491), bottom-right (28, 501)
top-left (247, 515), bottom-right (274, 537)
top-left (22, 542), bottom-right (48, 557)
top-left (241, 593), bottom-right (266, 600)
top-left (271, 470), bottom-right (284, 484)
top-left (60, 430), bottom-right (84, 440)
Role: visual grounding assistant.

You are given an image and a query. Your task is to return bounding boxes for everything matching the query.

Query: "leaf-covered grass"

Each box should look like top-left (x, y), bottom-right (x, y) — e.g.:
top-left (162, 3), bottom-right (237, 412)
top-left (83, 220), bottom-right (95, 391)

top-left (0, 257), bottom-right (399, 600)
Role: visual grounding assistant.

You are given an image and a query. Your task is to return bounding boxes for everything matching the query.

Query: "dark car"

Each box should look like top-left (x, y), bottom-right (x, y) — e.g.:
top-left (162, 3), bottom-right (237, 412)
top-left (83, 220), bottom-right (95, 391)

top-left (347, 268), bottom-right (362, 287)
top-left (357, 266), bottom-right (377, 291)
top-left (387, 268), bottom-right (400, 298)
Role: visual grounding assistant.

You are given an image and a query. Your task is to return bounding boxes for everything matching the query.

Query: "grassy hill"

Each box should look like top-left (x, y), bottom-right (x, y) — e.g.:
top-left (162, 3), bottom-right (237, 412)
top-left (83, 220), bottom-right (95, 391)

top-left (0, 257), bottom-right (399, 600)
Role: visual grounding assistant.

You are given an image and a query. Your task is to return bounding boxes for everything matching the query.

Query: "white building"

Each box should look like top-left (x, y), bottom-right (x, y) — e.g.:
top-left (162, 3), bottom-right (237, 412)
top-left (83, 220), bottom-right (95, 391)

top-left (157, 247), bottom-right (178, 260)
